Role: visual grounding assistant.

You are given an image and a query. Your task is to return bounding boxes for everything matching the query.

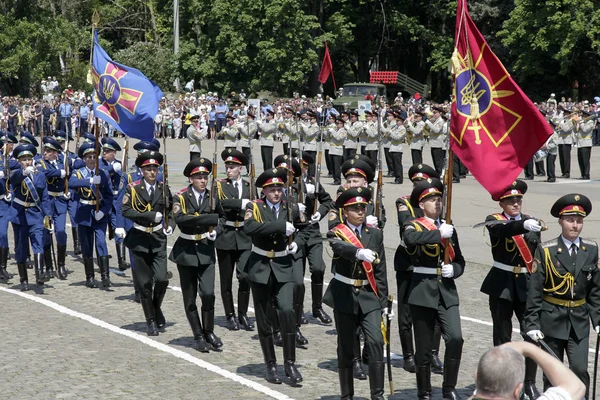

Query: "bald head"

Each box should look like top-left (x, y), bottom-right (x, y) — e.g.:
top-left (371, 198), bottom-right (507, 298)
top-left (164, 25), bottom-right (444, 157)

top-left (476, 346), bottom-right (524, 398)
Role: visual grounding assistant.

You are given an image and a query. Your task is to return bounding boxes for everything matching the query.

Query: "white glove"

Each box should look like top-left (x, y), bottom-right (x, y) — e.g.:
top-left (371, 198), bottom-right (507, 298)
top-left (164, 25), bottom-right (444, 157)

top-left (298, 203), bottom-right (306, 214)
top-left (366, 215), bottom-right (378, 226)
top-left (115, 227), bottom-right (126, 238)
top-left (310, 212), bottom-right (321, 224)
top-left (94, 210), bottom-right (104, 221)
top-left (288, 242), bottom-right (298, 254)
top-left (60, 169), bottom-right (66, 178)
top-left (62, 191), bottom-right (71, 200)
top-left (382, 307), bottom-right (395, 321)
top-left (112, 162), bottom-right (122, 173)
top-left (207, 230), bottom-right (217, 241)
top-left (240, 199), bottom-right (251, 209)
top-left (163, 226), bottom-right (173, 236)
top-left (441, 263), bottom-right (454, 278)
top-left (285, 221), bottom-right (296, 237)
top-left (439, 223), bottom-right (454, 238)
top-left (89, 175), bottom-right (101, 185)
top-left (0, 170), bottom-right (4, 179)
top-left (595, 326), bottom-right (599, 334)
top-left (524, 219), bottom-right (542, 232)
top-left (154, 212), bottom-right (163, 224)
top-left (305, 183), bottom-right (315, 195)
top-left (23, 166), bottom-right (35, 176)
top-left (526, 330), bottom-right (544, 341)
top-left (356, 249), bottom-right (376, 262)
top-left (47, 223), bottom-right (54, 234)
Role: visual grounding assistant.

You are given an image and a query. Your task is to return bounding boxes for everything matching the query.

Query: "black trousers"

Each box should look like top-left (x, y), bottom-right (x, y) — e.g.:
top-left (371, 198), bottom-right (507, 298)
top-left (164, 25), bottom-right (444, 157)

top-left (242, 147), bottom-right (252, 172)
top-left (360, 145), bottom-right (366, 156)
top-left (283, 142), bottom-right (289, 156)
top-left (546, 153), bottom-right (557, 180)
top-left (250, 273), bottom-right (295, 339)
top-left (391, 151), bottom-right (403, 182)
top-left (577, 146), bottom-right (591, 178)
top-left (384, 147), bottom-right (394, 175)
top-left (334, 309), bottom-right (384, 368)
top-left (331, 154), bottom-right (343, 183)
top-left (177, 263), bottom-right (216, 314)
top-left (261, 145), bottom-right (273, 172)
top-left (343, 147), bottom-right (356, 161)
top-left (305, 150), bottom-right (317, 177)
top-left (216, 249), bottom-right (251, 316)
top-left (325, 149), bottom-right (333, 175)
top-left (558, 144), bottom-right (571, 175)
top-left (431, 148), bottom-right (445, 175)
top-left (365, 150), bottom-right (378, 165)
top-left (131, 250), bottom-right (169, 300)
top-left (411, 149), bottom-right (423, 165)
top-left (410, 304), bottom-right (463, 366)
top-left (535, 160), bottom-right (545, 175)
top-left (396, 271), bottom-right (413, 341)
top-left (543, 333), bottom-right (590, 399)
top-left (453, 153), bottom-right (463, 181)
top-left (524, 158), bottom-right (534, 179)
top-left (190, 152), bottom-right (201, 161)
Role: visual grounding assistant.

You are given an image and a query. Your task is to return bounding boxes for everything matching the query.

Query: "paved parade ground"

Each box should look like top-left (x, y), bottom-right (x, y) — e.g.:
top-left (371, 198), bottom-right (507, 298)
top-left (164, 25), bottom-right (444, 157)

top-left (2, 138), bottom-right (600, 399)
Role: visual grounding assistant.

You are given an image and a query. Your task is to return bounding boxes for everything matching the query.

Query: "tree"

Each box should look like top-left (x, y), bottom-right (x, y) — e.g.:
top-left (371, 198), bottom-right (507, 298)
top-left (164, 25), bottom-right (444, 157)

top-left (114, 42), bottom-right (176, 90)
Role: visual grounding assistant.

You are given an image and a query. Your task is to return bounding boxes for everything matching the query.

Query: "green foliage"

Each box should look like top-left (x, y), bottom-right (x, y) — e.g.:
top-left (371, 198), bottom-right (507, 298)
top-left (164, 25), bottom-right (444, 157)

top-left (113, 42), bottom-right (176, 90)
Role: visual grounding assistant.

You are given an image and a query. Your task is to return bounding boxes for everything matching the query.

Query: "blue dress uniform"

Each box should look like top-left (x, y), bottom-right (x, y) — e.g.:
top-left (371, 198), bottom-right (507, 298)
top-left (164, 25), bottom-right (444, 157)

top-left (8, 144), bottom-right (52, 291)
top-left (68, 142), bottom-right (114, 288)
top-left (0, 132), bottom-right (19, 282)
top-left (99, 137), bottom-right (127, 269)
top-left (37, 137), bottom-right (69, 280)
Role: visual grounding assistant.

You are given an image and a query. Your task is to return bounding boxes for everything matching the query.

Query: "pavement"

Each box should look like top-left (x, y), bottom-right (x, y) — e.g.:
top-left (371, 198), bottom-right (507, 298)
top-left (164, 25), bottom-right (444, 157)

top-left (1, 137), bottom-right (599, 399)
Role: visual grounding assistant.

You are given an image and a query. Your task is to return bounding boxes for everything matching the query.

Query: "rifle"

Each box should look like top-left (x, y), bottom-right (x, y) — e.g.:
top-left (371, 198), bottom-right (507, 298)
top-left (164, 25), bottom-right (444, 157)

top-left (162, 135), bottom-right (169, 229)
top-left (296, 112), bottom-right (305, 206)
top-left (209, 126), bottom-right (218, 232)
top-left (374, 111), bottom-right (384, 221)
top-left (247, 116), bottom-right (256, 200)
top-left (121, 136), bottom-right (129, 172)
top-left (313, 117), bottom-right (324, 215)
top-left (287, 123), bottom-right (295, 246)
top-left (63, 128), bottom-right (70, 195)
top-left (441, 148), bottom-right (454, 264)
top-left (94, 117), bottom-right (100, 213)
top-left (2, 135), bottom-right (9, 199)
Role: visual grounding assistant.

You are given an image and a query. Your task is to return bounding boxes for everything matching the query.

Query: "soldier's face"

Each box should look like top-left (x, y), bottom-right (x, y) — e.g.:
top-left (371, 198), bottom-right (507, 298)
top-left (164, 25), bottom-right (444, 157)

top-left (18, 156), bottom-right (33, 168)
top-left (263, 186), bottom-right (283, 204)
top-left (343, 205), bottom-right (366, 225)
top-left (500, 197), bottom-right (522, 216)
top-left (419, 196), bottom-right (442, 218)
top-left (190, 174), bottom-right (208, 192)
top-left (102, 149), bottom-right (116, 162)
top-left (84, 153), bottom-right (96, 169)
top-left (225, 164), bottom-right (242, 180)
top-left (559, 215), bottom-right (584, 241)
top-left (142, 165), bottom-right (158, 184)
top-left (346, 176), bottom-right (367, 188)
top-left (44, 149), bottom-right (58, 161)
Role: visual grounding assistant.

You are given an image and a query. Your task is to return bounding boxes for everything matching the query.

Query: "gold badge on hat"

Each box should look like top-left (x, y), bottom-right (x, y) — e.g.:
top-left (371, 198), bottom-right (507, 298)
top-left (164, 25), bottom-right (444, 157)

top-left (574, 195), bottom-right (580, 201)
top-left (350, 160), bottom-right (355, 164)
top-left (512, 181), bottom-right (517, 186)
top-left (357, 187), bottom-right (362, 193)
top-left (418, 164), bottom-right (423, 169)
top-left (427, 178), bottom-right (432, 183)
top-left (228, 149), bottom-right (232, 153)
top-left (200, 158), bottom-right (205, 163)
top-left (272, 168), bottom-right (277, 173)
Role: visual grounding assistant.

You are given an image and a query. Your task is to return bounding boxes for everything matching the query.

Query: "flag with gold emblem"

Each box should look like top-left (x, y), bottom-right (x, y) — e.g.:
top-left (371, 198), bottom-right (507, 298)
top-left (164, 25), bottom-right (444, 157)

top-left (91, 30), bottom-right (163, 141)
top-left (449, 0), bottom-right (553, 199)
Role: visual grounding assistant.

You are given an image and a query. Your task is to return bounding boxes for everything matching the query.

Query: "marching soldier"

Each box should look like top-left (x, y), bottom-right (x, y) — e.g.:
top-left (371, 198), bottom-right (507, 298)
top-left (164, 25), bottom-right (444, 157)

top-left (389, 112), bottom-right (406, 184)
top-left (408, 111), bottom-right (425, 165)
top-left (425, 108), bottom-right (447, 175)
top-left (9, 144), bottom-right (52, 291)
top-left (524, 194), bottom-right (600, 399)
top-left (364, 111), bottom-right (379, 164)
top-left (169, 158), bottom-right (223, 352)
top-left (403, 178), bottom-right (465, 400)
top-left (300, 111), bottom-right (319, 177)
top-left (281, 107), bottom-right (294, 155)
top-left (257, 110), bottom-right (277, 171)
top-left (344, 111), bottom-right (362, 161)
top-left (557, 109), bottom-right (573, 178)
top-left (215, 149), bottom-right (255, 331)
top-left (480, 179), bottom-right (542, 399)
top-left (239, 112), bottom-right (258, 173)
top-left (222, 115), bottom-right (238, 150)
top-left (576, 110), bottom-right (594, 179)
top-left (243, 167), bottom-right (308, 385)
top-left (324, 187), bottom-right (388, 400)
top-left (0, 132), bottom-right (18, 282)
top-left (121, 151), bottom-right (174, 336)
top-left (68, 142), bottom-right (114, 288)
top-left (187, 114), bottom-right (208, 161)
top-left (380, 109), bottom-right (395, 177)
top-left (329, 117), bottom-right (346, 185)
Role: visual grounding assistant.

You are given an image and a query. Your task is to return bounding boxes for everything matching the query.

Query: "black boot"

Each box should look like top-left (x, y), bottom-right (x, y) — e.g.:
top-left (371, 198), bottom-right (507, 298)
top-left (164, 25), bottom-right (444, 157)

top-left (153, 285), bottom-right (167, 329)
top-left (57, 245), bottom-right (67, 280)
top-left (400, 331), bottom-right (416, 373)
top-left (368, 362), bottom-right (385, 400)
top-left (273, 330), bottom-right (283, 347)
top-left (0, 247), bottom-right (11, 282)
top-left (431, 323), bottom-right (444, 374)
top-left (72, 227), bottom-right (81, 255)
top-left (339, 367), bottom-right (354, 399)
top-left (44, 247), bottom-right (54, 280)
top-left (98, 255), bottom-right (110, 288)
top-left (83, 258), bottom-right (97, 288)
top-left (222, 287), bottom-right (239, 331)
top-left (17, 263), bottom-right (28, 291)
top-left (141, 298), bottom-right (158, 336)
top-left (34, 253), bottom-right (47, 286)
top-left (116, 242), bottom-right (131, 271)
top-left (352, 358), bottom-right (367, 380)
top-left (416, 365), bottom-right (432, 399)
top-left (202, 309), bottom-right (223, 349)
top-left (295, 303), bottom-right (308, 345)
top-left (186, 311), bottom-right (210, 352)
top-left (521, 357), bottom-right (541, 399)
top-left (282, 332), bottom-right (303, 385)
top-left (442, 358), bottom-right (462, 399)
top-left (311, 281), bottom-right (332, 324)
top-left (271, 305), bottom-right (282, 346)
top-left (259, 336), bottom-right (282, 384)
top-left (237, 290), bottom-right (254, 331)
top-left (26, 256), bottom-right (33, 269)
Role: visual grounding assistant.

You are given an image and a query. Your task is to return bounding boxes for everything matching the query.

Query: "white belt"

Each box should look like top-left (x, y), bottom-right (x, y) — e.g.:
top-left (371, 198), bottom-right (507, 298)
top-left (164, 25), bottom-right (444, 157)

top-left (493, 261), bottom-right (527, 274)
top-left (334, 273), bottom-right (368, 287)
top-left (179, 232), bottom-right (210, 241)
top-left (225, 220), bottom-right (244, 227)
top-left (413, 266), bottom-right (441, 275)
top-left (113, 190), bottom-right (119, 195)
top-left (13, 198), bottom-right (35, 207)
top-left (252, 246), bottom-right (288, 258)
top-left (80, 199), bottom-right (98, 205)
top-left (48, 191), bottom-right (62, 197)
top-left (133, 223), bottom-right (162, 233)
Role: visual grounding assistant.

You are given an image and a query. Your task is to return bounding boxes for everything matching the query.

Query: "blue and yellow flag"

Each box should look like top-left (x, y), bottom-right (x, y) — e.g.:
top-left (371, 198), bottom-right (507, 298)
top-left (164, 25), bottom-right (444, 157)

top-left (91, 31), bottom-right (163, 141)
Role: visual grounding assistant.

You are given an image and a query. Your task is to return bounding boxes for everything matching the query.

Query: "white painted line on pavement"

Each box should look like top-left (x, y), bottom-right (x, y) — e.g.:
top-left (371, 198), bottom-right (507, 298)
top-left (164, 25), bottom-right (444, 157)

top-left (0, 286), bottom-right (294, 400)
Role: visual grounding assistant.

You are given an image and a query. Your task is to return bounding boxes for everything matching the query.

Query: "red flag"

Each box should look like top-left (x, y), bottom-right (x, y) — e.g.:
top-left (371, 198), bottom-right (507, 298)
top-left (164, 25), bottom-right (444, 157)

top-left (450, 0), bottom-right (552, 200)
top-left (318, 42), bottom-right (336, 89)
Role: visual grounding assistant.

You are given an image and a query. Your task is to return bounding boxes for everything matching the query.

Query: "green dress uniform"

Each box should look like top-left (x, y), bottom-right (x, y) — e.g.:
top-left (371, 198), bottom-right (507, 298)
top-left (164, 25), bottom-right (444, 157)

top-left (323, 187), bottom-right (388, 400)
top-left (169, 158), bottom-right (223, 352)
top-left (402, 178), bottom-right (465, 400)
top-left (121, 151), bottom-right (175, 336)
top-left (524, 194), bottom-right (600, 399)
top-left (243, 167), bottom-right (308, 385)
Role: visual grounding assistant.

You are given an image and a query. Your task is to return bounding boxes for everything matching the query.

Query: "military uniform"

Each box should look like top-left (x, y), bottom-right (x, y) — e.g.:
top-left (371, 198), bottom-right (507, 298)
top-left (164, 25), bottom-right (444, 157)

top-left (329, 118), bottom-right (346, 185)
top-left (364, 112), bottom-right (379, 164)
top-left (238, 113), bottom-right (258, 172)
top-left (524, 194), bottom-right (600, 399)
top-left (222, 115), bottom-right (238, 150)
top-left (389, 113), bottom-right (406, 184)
top-left (300, 112), bottom-right (319, 177)
top-left (122, 151), bottom-right (174, 337)
top-left (557, 113), bottom-right (573, 178)
top-left (0, 132), bottom-right (18, 282)
top-left (343, 112), bottom-right (362, 161)
top-left (576, 113), bottom-right (593, 179)
top-left (323, 187), bottom-right (388, 400)
top-left (408, 114), bottom-right (426, 165)
top-left (257, 111), bottom-right (277, 171)
top-left (425, 109), bottom-right (447, 175)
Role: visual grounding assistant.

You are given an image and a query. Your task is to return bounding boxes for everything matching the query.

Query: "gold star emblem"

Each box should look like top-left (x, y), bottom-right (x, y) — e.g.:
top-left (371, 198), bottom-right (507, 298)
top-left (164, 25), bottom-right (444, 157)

top-left (574, 195), bottom-right (580, 201)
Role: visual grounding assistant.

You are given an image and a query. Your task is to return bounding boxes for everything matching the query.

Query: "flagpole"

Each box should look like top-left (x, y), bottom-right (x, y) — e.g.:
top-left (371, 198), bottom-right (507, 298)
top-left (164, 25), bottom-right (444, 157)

top-left (443, 149), bottom-right (454, 264)
top-left (90, 10), bottom-right (101, 213)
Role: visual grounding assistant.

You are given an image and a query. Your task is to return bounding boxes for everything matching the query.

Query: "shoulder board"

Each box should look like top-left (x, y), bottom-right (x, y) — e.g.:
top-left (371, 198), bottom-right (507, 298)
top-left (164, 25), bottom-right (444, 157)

top-left (133, 179), bottom-right (141, 185)
top-left (176, 187), bottom-right (189, 196)
top-left (541, 238), bottom-right (558, 248)
top-left (255, 199), bottom-right (264, 203)
top-left (218, 178), bottom-right (227, 182)
top-left (582, 239), bottom-right (597, 247)
top-left (402, 195), bottom-right (410, 199)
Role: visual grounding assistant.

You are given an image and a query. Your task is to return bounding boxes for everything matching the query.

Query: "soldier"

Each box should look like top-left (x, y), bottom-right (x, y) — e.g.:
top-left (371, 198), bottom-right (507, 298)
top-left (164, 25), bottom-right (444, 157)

top-left (281, 107), bottom-right (294, 155)
top-left (323, 187), bottom-right (388, 400)
top-left (576, 110), bottom-right (593, 179)
top-left (0, 132), bottom-right (18, 282)
top-left (169, 157), bottom-right (223, 352)
top-left (121, 151), bottom-right (174, 336)
top-left (403, 178), bottom-right (465, 400)
top-left (389, 112), bottom-right (406, 184)
top-left (239, 112), bottom-right (258, 173)
top-left (215, 149), bottom-right (255, 331)
top-left (380, 109), bottom-right (395, 177)
top-left (187, 114), bottom-right (208, 161)
top-left (257, 110), bottom-right (277, 171)
top-left (9, 144), bottom-right (52, 291)
top-left (221, 115), bottom-right (238, 150)
top-left (480, 179), bottom-right (542, 399)
top-left (344, 111), bottom-right (362, 161)
top-left (557, 109), bottom-right (573, 178)
top-left (329, 117), bottom-right (346, 185)
top-left (243, 167), bottom-right (307, 385)
top-left (37, 137), bottom-right (69, 280)
top-left (408, 111), bottom-right (425, 165)
top-left (364, 111), bottom-right (379, 164)
top-left (300, 111), bottom-right (319, 177)
top-left (425, 108), bottom-right (447, 175)
top-left (68, 142), bottom-right (114, 288)
top-left (524, 194), bottom-right (600, 399)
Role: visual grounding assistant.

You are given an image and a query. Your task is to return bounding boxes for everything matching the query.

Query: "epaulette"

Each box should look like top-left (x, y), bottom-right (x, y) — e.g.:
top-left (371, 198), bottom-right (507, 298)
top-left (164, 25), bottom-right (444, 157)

top-left (255, 199), bottom-right (264, 203)
top-left (582, 239), bottom-right (597, 247)
top-left (218, 178), bottom-right (228, 182)
top-left (541, 238), bottom-right (558, 249)
top-left (176, 187), bottom-right (189, 196)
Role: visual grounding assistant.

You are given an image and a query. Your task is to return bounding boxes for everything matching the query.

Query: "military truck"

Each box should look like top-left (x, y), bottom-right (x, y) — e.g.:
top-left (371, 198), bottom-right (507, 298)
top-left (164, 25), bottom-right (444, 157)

top-left (332, 83), bottom-right (386, 109)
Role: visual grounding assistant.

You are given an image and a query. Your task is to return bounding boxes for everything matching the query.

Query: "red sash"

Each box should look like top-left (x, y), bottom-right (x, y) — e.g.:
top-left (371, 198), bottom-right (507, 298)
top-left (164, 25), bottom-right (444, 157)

top-left (333, 224), bottom-right (379, 297)
top-left (492, 214), bottom-right (534, 273)
top-left (414, 217), bottom-right (455, 261)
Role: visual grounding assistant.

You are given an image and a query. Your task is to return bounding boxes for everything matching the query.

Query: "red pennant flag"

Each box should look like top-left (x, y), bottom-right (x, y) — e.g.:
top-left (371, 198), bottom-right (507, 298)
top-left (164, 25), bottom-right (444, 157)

top-left (318, 42), bottom-right (336, 89)
top-left (450, 0), bottom-right (552, 200)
